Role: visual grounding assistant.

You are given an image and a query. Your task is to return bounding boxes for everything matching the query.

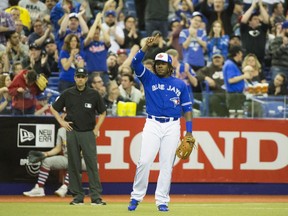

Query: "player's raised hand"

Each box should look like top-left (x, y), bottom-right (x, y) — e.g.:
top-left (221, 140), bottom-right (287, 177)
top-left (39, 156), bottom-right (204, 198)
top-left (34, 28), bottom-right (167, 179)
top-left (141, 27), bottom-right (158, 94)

top-left (142, 34), bottom-right (160, 52)
top-left (146, 34), bottom-right (160, 47)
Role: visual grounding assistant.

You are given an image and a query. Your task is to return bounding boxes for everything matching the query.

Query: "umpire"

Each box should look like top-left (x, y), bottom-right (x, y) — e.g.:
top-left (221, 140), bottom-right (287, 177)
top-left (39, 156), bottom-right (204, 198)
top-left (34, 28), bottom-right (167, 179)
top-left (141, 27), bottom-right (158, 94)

top-left (50, 67), bottom-right (107, 205)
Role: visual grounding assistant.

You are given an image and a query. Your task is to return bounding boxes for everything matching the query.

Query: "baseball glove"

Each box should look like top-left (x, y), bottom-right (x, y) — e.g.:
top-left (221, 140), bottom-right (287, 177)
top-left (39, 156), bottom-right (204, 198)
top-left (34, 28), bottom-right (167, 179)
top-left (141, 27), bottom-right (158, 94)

top-left (36, 73), bottom-right (48, 91)
top-left (176, 135), bottom-right (196, 159)
top-left (28, 150), bottom-right (46, 163)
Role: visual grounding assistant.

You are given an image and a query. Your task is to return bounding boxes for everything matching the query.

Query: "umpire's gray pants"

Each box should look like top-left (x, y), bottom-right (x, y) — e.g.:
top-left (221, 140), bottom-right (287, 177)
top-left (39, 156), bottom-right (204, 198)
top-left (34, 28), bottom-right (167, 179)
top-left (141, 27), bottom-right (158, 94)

top-left (67, 130), bottom-right (102, 202)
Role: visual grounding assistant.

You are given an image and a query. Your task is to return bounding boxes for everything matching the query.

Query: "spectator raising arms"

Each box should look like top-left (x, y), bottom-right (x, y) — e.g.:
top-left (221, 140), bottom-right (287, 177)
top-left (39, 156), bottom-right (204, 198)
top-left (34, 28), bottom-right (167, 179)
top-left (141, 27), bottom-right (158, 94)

top-left (57, 10), bottom-right (88, 51)
top-left (83, 12), bottom-right (110, 85)
top-left (50, 0), bottom-right (81, 35)
top-left (240, 0), bottom-right (269, 65)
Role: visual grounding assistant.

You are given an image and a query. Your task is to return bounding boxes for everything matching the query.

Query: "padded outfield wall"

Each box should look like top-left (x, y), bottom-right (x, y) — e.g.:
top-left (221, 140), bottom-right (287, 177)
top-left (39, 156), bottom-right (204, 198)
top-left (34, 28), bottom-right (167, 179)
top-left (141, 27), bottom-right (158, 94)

top-left (0, 116), bottom-right (287, 195)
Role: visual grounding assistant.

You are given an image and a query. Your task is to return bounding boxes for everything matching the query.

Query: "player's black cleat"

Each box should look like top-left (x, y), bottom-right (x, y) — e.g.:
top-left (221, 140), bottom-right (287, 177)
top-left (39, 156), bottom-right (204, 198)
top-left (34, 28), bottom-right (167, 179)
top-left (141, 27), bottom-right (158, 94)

top-left (91, 198), bottom-right (107, 205)
top-left (69, 200), bottom-right (84, 205)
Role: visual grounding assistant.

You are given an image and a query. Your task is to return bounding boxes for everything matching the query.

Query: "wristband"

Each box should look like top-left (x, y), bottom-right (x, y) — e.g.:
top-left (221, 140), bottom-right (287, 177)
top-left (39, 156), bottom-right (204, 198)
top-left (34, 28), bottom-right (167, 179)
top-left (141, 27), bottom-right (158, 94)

top-left (186, 121), bottom-right (192, 133)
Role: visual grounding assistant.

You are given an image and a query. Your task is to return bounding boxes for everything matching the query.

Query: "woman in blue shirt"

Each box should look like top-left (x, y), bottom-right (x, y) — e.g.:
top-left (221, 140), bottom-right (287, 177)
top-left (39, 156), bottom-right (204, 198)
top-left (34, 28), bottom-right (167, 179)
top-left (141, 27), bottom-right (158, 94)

top-left (207, 20), bottom-right (229, 63)
top-left (58, 34), bottom-right (85, 92)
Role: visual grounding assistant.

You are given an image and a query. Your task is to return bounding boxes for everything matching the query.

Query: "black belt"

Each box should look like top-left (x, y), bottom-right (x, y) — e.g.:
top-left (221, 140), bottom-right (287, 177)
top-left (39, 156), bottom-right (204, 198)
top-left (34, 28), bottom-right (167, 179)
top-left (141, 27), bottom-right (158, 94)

top-left (147, 115), bottom-right (178, 123)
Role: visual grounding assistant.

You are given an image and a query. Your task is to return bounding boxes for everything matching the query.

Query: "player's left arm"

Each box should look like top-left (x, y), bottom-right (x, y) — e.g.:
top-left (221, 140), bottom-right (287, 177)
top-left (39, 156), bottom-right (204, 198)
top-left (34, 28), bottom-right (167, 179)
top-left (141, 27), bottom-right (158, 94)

top-left (180, 83), bottom-right (193, 135)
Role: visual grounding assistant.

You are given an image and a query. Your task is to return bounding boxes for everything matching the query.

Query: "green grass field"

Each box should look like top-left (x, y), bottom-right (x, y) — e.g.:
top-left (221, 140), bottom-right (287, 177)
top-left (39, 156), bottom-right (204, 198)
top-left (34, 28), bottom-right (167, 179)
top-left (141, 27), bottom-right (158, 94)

top-left (0, 202), bottom-right (287, 216)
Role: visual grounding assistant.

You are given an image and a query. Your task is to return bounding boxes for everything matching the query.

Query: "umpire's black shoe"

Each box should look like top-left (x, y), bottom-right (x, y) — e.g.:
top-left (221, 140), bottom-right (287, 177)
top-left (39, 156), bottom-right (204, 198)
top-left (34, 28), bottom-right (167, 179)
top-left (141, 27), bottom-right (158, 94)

top-left (69, 200), bottom-right (84, 205)
top-left (91, 198), bottom-right (107, 205)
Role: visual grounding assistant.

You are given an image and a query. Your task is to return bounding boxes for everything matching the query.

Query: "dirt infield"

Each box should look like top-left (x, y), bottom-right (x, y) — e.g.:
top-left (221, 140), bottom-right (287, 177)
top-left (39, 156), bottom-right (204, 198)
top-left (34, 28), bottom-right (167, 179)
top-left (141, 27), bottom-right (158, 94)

top-left (0, 195), bottom-right (287, 203)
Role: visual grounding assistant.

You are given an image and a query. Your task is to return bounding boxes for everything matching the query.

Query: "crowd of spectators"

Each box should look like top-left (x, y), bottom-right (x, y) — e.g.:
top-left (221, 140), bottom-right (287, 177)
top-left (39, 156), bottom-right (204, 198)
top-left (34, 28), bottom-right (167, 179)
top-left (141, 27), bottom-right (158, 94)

top-left (0, 0), bottom-right (288, 117)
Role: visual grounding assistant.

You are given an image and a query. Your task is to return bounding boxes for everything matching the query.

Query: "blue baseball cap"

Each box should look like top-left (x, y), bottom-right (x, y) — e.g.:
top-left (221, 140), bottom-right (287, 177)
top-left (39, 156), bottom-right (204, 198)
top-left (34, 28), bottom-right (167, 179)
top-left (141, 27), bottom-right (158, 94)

top-left (155, 53), bottom-right (172, 64)
top-left (105, 10), bottom-right (116, 17)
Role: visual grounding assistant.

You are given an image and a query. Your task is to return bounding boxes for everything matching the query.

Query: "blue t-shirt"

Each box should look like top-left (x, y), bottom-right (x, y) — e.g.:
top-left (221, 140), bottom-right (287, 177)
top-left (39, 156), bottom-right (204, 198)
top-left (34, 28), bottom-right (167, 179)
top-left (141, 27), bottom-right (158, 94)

top-left (58, 49), bottom-right (85, 82)
top-left (223, 59), bottom-right (244, 93)
top-left (207, 35), bottom-right (229, 61)
top-left (84, 40), bottom-right (109, 73)
top-left (132, 50), bottom-right (192, 117)
top-left (179, 28), bottom-right (207, 67)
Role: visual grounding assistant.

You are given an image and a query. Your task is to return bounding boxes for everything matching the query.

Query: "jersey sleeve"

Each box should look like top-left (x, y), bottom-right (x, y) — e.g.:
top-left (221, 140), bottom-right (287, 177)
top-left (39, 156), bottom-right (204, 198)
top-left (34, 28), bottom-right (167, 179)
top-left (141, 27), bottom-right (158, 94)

top-left (132, 50), bottom-right (146, 77)
top-left (180, 81), bottom-right (193, 113)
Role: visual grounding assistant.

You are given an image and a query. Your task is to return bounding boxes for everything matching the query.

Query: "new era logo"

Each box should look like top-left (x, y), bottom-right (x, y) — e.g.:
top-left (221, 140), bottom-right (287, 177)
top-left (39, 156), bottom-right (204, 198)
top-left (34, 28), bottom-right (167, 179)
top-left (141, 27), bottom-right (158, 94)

top-left (20, 128), bottom-right (35, 142)
top-left (17, 124), bottom-right (55, 148)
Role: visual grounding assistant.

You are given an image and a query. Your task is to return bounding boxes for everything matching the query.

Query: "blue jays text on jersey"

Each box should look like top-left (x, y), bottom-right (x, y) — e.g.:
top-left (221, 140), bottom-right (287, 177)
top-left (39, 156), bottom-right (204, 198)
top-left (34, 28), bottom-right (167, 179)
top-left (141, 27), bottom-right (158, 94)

top-left (152, 84), bottom-right (181, 97)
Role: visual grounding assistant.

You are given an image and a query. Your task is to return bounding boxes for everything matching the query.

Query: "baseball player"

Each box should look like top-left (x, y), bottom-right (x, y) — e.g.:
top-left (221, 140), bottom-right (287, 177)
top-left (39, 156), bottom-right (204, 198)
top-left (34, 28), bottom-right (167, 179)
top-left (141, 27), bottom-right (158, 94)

top-left (128, 34), bottom-right (193, 212)
top-left (23, 126), bottom-right (86, 197)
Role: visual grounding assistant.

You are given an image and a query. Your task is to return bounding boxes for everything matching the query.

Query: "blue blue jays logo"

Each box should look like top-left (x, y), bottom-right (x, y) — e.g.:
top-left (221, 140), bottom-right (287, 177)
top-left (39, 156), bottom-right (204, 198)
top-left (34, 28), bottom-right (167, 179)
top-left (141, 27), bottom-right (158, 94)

top-left (170, 97), bottom-right (180, 107)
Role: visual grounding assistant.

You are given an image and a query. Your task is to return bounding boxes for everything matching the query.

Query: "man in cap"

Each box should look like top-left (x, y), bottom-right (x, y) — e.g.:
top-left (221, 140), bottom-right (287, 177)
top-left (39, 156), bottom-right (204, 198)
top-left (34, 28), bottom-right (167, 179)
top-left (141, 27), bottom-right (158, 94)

top-left (197, 51), bottom-right (229, 117)
top-left (50, 0), bottom-right (81, 35)
top-left (44, 38), bottom-right (59, 72)
top-left (50, 67), bottom-right (107, 205)
top-left (179, 11), bottom-right (207, 71)
top-left (57, 10), bottom-right (88, 51)
top-left (101, 10), bottom-right (124, 53)
top-left (116, 49), bottom-right (128, 66)
top-left (22, 43), bottom-right (51, 78)
top-left (127, 34), bottom-right (193, 212)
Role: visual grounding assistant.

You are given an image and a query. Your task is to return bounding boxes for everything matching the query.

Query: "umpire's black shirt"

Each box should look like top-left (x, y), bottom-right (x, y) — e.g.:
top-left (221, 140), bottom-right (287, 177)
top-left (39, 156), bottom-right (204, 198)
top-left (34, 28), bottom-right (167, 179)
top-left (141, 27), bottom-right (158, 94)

top-left (52, 86), bottom-right (106, 131)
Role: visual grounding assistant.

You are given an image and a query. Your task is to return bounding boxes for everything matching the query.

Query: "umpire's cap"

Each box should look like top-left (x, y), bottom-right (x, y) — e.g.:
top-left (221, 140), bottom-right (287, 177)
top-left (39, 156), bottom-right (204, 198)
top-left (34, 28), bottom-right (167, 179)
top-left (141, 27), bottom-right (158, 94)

top-left (155, 53), bottom-right (172, 65)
